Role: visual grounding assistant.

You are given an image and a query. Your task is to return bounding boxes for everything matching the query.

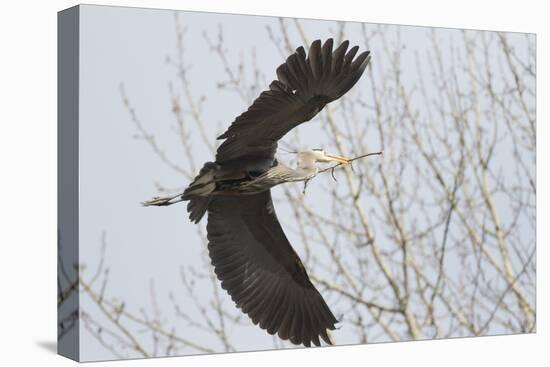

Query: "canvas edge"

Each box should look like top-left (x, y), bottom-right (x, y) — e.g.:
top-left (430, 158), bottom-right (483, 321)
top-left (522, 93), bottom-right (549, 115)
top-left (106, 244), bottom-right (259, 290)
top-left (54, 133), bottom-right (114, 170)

top-left (57, 4), bottom-right (80, 362)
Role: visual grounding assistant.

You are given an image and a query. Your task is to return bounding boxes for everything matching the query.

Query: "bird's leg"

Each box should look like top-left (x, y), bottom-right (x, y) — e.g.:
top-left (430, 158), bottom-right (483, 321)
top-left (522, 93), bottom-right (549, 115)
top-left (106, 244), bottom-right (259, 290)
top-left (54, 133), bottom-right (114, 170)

top-left (141, 192), bottom-right (185, 207)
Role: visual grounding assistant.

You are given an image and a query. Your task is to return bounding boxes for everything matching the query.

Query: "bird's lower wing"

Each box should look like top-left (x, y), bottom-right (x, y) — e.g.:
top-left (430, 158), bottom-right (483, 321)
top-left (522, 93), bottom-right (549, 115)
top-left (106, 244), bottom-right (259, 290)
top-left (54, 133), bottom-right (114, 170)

top-left (206, 190), bottom-right (338, 347)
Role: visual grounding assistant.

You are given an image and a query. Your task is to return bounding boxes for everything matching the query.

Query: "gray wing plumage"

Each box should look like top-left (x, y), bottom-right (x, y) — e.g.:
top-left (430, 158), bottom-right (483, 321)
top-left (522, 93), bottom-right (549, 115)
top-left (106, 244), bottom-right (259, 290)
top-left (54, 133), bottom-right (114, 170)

top-left (215, 38), bottom-right (371, 163)
top-left (206, 190), bottom-right (338, 347)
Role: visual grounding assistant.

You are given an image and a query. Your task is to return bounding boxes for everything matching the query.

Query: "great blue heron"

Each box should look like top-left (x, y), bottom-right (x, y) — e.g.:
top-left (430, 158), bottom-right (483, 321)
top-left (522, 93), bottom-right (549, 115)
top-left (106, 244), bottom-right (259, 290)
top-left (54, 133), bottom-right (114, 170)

top-left (148, 39), bottom-right (371, 347)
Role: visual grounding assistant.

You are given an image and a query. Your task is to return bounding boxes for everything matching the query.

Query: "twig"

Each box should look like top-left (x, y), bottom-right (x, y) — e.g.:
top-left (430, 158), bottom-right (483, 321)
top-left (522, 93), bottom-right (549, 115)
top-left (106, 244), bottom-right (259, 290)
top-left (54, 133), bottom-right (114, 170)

top-left (303, 151), bottom-right (383, 194)
top-left (320, 151), bottom-right (382, 174)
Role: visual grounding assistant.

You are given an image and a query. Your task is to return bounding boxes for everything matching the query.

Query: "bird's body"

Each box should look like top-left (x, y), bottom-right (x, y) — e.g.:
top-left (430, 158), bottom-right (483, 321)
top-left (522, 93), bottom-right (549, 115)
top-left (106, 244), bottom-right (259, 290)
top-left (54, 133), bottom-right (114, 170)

top-left (183, 150), bottom-right (347, 198)
top-left (214, 159), bottom-right (315, 194)
top-left (177, 38), bottom-right (371, 347)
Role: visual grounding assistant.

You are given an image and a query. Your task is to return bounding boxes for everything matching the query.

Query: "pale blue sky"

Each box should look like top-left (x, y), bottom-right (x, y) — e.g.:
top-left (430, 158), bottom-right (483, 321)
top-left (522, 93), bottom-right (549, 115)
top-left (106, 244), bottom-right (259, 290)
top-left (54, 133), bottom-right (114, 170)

top-left (76, 5), bottom-right (535, 361)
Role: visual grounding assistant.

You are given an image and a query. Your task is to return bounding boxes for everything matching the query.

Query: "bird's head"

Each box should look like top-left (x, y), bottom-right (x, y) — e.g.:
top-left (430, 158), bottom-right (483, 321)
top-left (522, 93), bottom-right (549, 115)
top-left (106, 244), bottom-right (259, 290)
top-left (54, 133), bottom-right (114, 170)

top-left (297, 149), bottom-right (351, 167)
top-left (310, 149), bottom-right (351, 164)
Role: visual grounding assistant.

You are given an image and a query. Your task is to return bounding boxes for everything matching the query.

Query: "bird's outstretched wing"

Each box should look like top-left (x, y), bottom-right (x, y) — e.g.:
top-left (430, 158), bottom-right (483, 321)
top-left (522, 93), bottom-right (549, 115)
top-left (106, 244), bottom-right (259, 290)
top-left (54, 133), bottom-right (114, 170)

top-left (215, 38), bottom-right (370, 163)
top-left (206, 190), bottom-right (338, 347)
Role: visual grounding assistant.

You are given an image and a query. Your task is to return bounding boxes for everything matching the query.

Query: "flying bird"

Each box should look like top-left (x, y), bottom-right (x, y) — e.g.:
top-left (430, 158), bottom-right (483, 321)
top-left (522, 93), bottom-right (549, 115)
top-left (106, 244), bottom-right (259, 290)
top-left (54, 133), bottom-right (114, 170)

top-left (171, 39), bottom-right (370, 347)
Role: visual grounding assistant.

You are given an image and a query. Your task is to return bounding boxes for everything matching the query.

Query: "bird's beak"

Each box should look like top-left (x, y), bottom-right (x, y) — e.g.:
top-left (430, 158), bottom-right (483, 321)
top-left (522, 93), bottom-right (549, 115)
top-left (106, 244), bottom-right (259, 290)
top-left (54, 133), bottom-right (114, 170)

top-left (325, 153), bottom-right (352, 164)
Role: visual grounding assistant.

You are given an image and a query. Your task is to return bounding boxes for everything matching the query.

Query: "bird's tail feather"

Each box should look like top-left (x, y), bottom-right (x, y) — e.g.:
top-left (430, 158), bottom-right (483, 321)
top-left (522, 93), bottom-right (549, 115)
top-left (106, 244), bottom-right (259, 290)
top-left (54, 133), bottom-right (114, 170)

top-left (186, 196), bottom-right (212, 224)
top-left (183, 162), bottom-right (219, 223)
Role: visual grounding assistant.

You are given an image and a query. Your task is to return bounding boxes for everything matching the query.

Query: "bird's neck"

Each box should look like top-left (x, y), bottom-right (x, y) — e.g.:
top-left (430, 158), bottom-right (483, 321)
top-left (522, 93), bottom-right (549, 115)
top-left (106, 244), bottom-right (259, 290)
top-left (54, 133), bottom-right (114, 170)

top-left (296, 164), bottom-right (318, 178)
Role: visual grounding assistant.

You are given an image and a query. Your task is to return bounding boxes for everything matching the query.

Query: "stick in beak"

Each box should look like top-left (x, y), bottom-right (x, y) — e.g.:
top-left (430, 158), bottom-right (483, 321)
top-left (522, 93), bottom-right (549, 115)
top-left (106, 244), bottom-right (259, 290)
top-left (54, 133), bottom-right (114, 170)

top-left (325, 153), bottom-right (352, 164)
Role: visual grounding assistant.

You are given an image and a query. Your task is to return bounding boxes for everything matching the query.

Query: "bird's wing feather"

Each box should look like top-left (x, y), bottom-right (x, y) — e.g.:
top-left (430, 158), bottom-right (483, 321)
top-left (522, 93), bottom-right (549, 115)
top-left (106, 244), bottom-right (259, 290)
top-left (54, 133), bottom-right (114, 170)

top-left (215, 38), bottom-right (371, 163)
top-left (206, 190), bottom-right (338, 347)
